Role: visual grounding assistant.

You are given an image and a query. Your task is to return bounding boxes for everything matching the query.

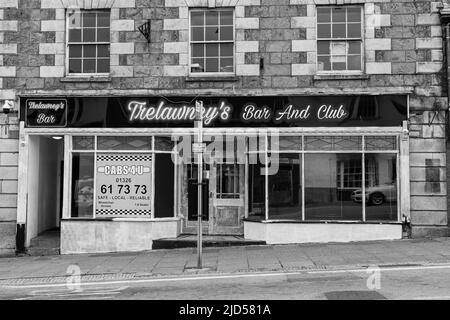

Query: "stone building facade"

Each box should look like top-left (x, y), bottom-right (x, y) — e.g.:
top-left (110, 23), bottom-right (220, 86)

top-left (0, 0), bottom-right (448, 254)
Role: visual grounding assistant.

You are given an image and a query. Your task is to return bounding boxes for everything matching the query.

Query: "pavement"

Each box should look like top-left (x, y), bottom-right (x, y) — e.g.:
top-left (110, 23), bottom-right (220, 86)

top-left (1, 237), bottom-right (450, 287)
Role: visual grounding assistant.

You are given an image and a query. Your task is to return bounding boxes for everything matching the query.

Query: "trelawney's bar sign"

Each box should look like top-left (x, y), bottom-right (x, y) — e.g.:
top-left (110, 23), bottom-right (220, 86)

top-left (25, 99), bottom-right (67, 127)
top-left (22, 95), bottom-right (408, 128)
top-left (127, 100), bottom-right (349, 125)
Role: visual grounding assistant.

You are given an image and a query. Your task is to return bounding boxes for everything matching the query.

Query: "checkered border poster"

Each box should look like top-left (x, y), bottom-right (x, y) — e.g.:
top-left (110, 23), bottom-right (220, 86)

top-left (95, 154), bottom-right (152, 217)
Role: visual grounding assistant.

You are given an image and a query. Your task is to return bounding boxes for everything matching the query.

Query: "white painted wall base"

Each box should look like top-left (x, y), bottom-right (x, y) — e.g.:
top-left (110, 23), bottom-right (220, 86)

top-left (61, 219), bottom-right (180, 254)
top-left (244, 221), bottom-right (402, 244)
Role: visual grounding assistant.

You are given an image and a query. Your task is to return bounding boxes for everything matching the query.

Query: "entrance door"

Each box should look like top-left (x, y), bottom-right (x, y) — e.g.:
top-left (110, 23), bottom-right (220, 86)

top-left (209, 162), bottom-right (245, 235)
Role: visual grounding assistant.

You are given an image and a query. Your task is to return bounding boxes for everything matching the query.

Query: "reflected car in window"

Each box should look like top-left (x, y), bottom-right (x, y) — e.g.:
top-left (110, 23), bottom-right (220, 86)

top-left (350, 182), bottom-right (396, 205)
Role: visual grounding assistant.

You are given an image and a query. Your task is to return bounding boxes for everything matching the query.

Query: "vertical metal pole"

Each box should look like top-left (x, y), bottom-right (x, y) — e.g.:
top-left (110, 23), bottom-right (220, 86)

top-left (196, 101), bottom-right (203, 269)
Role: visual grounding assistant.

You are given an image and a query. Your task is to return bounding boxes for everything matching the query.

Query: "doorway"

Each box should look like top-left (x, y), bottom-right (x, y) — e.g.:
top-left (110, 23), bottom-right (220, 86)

top-left (25, 136), bottom-right (64, 249)
top-left (185, 161), bottom-right (245, 235)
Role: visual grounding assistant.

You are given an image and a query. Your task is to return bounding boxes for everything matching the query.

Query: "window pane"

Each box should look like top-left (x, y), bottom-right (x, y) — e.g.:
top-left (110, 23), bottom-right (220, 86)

top-left (83, 28), bottom-right (96, 42)
top-left (206, 43), bottom-right (219, 57)
top-left (363, 154), bottom-right (397, 221)
top-left (83, 45), bottom-right (96, 58)
top-left (205, 26), bottom-right (219, 41)
top-left (97, 28), bottom-right (110, 42)
top-left (268, 154), bottom-right (302, 220)
top-left (191, 11), bottom-right (204, 26)
top-left (97, 136), bottom-right (152, 150)
top-left (97, 45), bottom-right (109, 57)
top-left (73, 136), bottom-right (95, 150)
top-left (205, 11), bottom-right (219, 25)
top-left (317, 24), bottom-right (331, 38)
top-left (365, 136), bottom-right (397, 151)
top-left (83, 12), bottom-right (96, 28)
top-left (347, 7), bottom-right (361, 22)
top-left (305, 136), bottom-right (361, 151)
top-left (68, 11), bottom-right (81, 28)
top-left (217, 164), bottom-right (240, 199)
top-left (347, 23), bottom-right (361, 38)
top-left (71, 153), bottom-right (94, 218)
top-left (348, 41), bottom-right (361, 54)
top-left (191, 58), bottom-right (204, 72)
top-left (220, 26), bottom-right (233, 41)
top-left (318, 56), bottom-right (331, 71)
top-left (83, 59), bottom-right (96, 73)
top-left (305, 153), bottom-right (362, 221)
top-left (220, 10), bottom-right (233, 25)
top-left (191, 26), bottom-right (204, 41)
top-left (332, 7), bottom-right (346, 22)
top-left (333, 61), bottom-right (346, 70)
top-left (220, 43), bottom-right (233, 57)
top-left (155, 136), bottom-right (175, 151)
top-left (154, 154), bottom-right (174, 218)
top-left (248, 161), bottom-right (266, 220)
top-left (220, 58), bottom-right (233, 72)
top-left (192, 43), bottom-right (204, 57)
top-left (97, 12), bottom-right (110, 27)
top-left (69, 45), bottom-right (82, 57)
top-left (97, 59), bottom-right (110, 73)
top-left (332, 24), bottom-right (346, 38)
top-left (348, 55), bottom-right (361, 70)
top-left (332, 41), bottom-right (346, 55)
top-left (272, 136), bottom-right (302, 151)
top-left (69, 29), bottom-right (81, 42)
top-left (205, 57), bottom-right (219, 72)
top-left (69, 59), bottom-right (82, 73)
top-left (317, 41), bottom-right (330, 54)
top-left (317, 7), bottom-right (331, 23)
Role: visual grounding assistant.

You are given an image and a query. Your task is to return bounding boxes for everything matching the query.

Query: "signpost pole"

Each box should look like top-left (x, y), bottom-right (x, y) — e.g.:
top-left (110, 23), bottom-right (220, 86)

top-left (195, 100), bottom-right (203, 269)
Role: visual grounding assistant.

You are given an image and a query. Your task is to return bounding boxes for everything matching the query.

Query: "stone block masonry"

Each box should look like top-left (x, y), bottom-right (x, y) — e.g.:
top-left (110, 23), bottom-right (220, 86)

top-left (0, 0), bottom-right (447, 248)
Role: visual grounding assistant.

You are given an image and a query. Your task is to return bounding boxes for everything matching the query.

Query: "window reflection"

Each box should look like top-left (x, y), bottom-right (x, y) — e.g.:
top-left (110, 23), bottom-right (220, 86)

top-left (268, 154), bottom-right (302, 220)
top-left (305, 153), bottom-right (362, 221)
top-left (71, 153), bottom-right (94, 218)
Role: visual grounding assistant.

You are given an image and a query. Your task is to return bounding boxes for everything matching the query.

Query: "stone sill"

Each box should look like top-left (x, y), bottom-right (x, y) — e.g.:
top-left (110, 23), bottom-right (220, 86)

top-left (313, 74), bottom-right (369, 81)
top-left (60, 76), bottom-right (112, 83)
top-left (185, 76), bottom-right (239, 82)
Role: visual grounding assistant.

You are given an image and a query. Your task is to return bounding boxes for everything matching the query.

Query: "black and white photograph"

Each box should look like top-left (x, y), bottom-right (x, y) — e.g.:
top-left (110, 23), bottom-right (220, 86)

top-left (0, 0), bottom-right (449, 311)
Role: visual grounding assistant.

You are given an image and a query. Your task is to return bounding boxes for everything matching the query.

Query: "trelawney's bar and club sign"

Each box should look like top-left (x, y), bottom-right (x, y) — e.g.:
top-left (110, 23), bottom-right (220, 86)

top-left (22, 95), bottom-right (407, 128)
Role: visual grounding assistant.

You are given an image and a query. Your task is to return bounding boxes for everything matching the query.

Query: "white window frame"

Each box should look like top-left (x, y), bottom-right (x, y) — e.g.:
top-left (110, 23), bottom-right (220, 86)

top-left (188, 8), bottom-right (236, 77)
top-left (65, 9), bottom-right (111, 77)
top-left (316, 5), bottom-right (365, 75)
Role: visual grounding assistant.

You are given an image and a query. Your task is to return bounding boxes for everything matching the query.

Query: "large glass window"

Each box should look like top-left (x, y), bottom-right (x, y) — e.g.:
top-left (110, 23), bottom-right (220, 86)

top-left (70, 136), bottom-right (177, 219)
top-left (190, 9), bottom-right (234, 74)
top-left (305, 153), bottom-right (362, 221)
top-left (68, 10), bottom-right (110, 74)
top-left (247, 135), bottom-right (399, 222)
top-left (269, 153), bottom-right (302, 220)
top-left (71, 153), bottom-right (94, 218)
top-left (317, 6), bottom-right (363, 72)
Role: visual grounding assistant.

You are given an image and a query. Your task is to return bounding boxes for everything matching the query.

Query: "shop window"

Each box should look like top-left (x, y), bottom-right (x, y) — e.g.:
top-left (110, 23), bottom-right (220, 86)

top-left (305, 153), bottom-right (363, 221)
top-left (216, 163), bottom-right (240, 199)
top-left (97, 136), bottom-right (152, 150)
top-left (154, 154), bottom-right (175, 218)
top-left (268, 154), bottom-right (302, 220)
top-left (317, 6), bottom-right (363, 72)
top-left (71, 153), bottom-right (94, 218)
top-left (67, 10), bottom-right (110, 74)
top-left (248, 161), bottom-right (266, 219)
top-left (270, 136), bottom-right (302, 152)
top-left (190, 9), bottom-right (234, 74)
top-left (364, 154), bottom-right (397, 221)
